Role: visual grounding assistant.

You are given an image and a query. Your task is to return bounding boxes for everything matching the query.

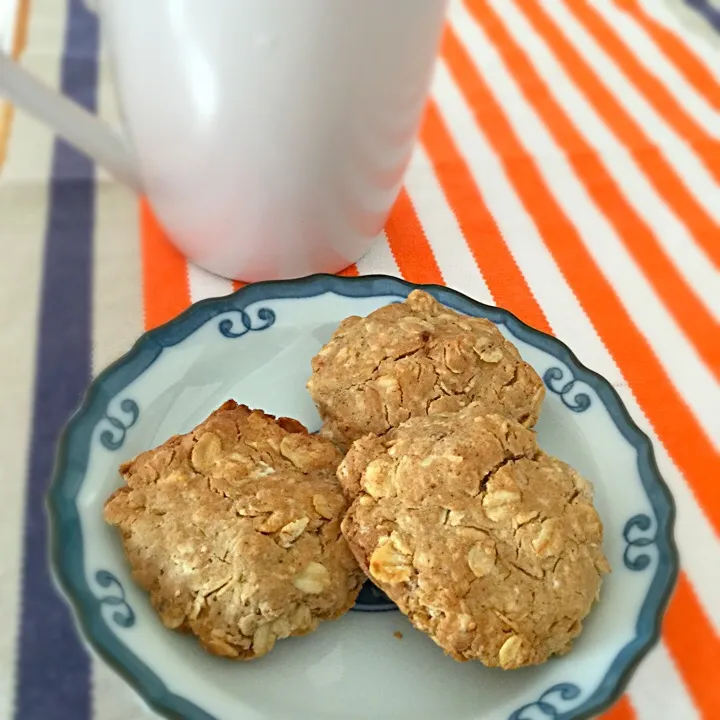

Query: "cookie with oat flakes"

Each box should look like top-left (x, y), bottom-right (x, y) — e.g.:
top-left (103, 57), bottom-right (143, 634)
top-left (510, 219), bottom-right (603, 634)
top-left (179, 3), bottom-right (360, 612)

top-left (103, 400), bottom-right (365, 660)
top-left (307, 290), bottom-right (544, 450)
top-left (339, 403), bottom-right (609, 669)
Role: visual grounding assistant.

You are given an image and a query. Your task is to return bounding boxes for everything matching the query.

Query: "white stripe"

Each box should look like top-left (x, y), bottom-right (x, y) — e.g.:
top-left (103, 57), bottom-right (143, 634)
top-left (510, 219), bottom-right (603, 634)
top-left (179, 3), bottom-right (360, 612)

top-left (405, 146), bottom-right (493, 305)
top-left (187, 263), bottom-right (234, 303)
top-left (636, 0), bottom-right (720, 76)
top-left (628, 643), bottom-right (701, 720)
top-left (484, 0), bottom-right (720, 318)
top-left (355, 232), bottom-right (402, 277)
top-left (91, 39), bottom-right (158, 720)
top-left (91, 187), bottom-right (142, 370)
top-left (450, 4), bottom-right (720, 449)
top-left (92, 41), bottom-right (144, 363)
top-left (432, 61), bottom-right (720, 634)
top-left (588, 0), bottom-right (720, 134)
top-left (0, 190), bottom-right (46, 720)
top-left (541, 0), bottom-right (720, 222)
top-left (92, 47), bottom-right (143, 370)
top-left (0, 1), bottom-right (67, 716)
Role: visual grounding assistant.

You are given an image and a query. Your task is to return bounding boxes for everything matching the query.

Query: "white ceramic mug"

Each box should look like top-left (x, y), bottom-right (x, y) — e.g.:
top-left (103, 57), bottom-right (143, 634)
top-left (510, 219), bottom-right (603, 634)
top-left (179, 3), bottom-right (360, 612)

top-left (0, 0), bottom-right (448, 280)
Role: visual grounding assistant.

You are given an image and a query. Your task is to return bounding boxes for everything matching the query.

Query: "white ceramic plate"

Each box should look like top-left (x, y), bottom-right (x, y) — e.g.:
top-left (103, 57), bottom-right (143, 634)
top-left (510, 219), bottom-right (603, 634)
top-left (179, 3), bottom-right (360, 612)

top-left (49, 275), bottom-right (677, 720)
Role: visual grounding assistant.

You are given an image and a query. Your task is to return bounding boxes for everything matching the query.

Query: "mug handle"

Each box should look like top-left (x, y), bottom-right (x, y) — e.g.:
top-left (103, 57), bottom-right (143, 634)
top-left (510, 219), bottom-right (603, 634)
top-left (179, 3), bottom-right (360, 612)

top-left (0, 50), bottom-right (142, 191)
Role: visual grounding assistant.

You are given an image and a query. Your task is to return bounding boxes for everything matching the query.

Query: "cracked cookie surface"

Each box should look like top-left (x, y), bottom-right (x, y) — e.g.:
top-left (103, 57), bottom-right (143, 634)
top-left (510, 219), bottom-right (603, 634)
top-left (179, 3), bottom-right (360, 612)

top-left (104, 400), bottom-right (365, 660)
top-left (339, 404), bottom-right (610, 669)
top-left (307, 290), bottom-right (545, 450)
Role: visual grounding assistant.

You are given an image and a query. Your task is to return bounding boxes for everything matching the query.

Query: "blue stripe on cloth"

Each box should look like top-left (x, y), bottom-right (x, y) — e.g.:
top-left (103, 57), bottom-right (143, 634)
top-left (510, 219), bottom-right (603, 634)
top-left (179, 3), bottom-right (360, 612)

top-left (15, 1), bottom-right (99, 718)
top-left (682, 0), bottom-right (720, 32)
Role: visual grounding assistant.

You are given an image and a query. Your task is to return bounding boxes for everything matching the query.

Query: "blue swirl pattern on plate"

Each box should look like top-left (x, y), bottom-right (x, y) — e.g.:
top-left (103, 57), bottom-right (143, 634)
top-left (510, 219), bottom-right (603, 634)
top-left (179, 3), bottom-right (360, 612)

top-left (623, 514), bottom-right (657, 572)
top-left (509, 683), bottom-right (582, 720)
top-left (543, 367), bottom-right (591, 413)
top-left (218, 307), bottom-right (275, 338)
top-left (99, 398), bottom-right (139, 451)
top-left (95, 570), bottom-right (135, 629)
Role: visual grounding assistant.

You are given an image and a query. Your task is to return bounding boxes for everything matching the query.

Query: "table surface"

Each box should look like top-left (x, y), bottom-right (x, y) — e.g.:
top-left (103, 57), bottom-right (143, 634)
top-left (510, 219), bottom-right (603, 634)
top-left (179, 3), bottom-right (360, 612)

top-left (1, 1), bottom-right (719, 719)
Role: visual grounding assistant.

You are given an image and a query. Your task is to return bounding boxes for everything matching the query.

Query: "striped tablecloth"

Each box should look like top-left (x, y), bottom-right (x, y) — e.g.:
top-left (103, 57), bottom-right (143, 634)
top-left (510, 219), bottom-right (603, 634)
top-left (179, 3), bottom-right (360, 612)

top-left (1, 1), bottom-right (719, 718)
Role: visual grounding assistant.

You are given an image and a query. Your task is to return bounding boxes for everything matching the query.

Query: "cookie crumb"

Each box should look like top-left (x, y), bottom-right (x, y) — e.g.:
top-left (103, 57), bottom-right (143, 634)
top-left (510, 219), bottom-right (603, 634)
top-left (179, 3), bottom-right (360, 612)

top-left (393, 631), bottom-right (403, 640)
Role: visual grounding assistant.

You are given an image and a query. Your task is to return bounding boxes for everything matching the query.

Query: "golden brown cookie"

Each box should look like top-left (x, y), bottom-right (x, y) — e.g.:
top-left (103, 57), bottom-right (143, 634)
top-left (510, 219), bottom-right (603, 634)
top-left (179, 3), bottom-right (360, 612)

top-left (307, 290), bottom-right (544, 449)
top-left (104, 400), bottom-right (365, 660)
top-left (339, 404), bottom-right (609, 669)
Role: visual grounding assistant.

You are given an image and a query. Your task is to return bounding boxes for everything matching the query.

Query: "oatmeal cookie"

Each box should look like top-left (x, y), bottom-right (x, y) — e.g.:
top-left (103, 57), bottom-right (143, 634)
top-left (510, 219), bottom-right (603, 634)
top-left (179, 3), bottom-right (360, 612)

top-left (104, 400), bottom-right (365, 660)
top-left (307, 290), bottom-right (544, 449)
top-left (339, 404), bottom-right (610, 669)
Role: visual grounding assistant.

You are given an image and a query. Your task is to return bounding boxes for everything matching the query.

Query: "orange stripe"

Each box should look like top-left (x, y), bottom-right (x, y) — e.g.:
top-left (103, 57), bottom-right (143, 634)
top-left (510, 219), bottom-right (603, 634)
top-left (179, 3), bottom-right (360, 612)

top-left (441, 26), bottom-right (720, 530)
top-left (516, 0), bottom-right (720, 269)
top-left (664, 573), bottom-right (720, 719)
top-left (615, 0), bottom-right (720, 112)
top-left (567, 0), bottom-right (720, 185)
top-left (384, 188), bottom-right (445, 285)
top-left (469, 2), bottom-right (720, 379)
top-left (598, 694), bottom-right (635, 720)
top-left (442, 27), bottom-right (720, 715)
top-left (420, 103), bottom-right (552, 334)
top-left (231, 280), bottom-right (246, 292)
top-left (0, 0), bottom-right (30, 169)
top-left (139, 200), bottom-right (191, 331)
top-left (339, 264), bottom-right (360, 277)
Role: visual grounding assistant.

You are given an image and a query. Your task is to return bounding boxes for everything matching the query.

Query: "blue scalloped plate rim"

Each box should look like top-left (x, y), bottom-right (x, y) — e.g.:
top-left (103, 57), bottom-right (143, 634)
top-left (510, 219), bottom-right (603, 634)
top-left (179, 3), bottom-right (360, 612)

top-left (47, 274), bottom-right (678, 720)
